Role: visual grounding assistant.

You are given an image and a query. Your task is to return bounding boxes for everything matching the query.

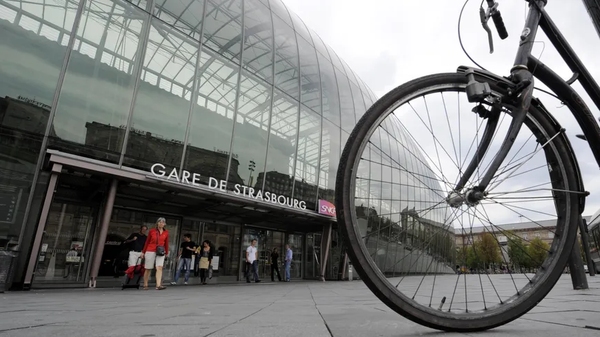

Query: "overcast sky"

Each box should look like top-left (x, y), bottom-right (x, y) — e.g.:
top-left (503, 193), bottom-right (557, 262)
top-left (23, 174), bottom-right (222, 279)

top-left (285, 0), bottom-right (600, 220)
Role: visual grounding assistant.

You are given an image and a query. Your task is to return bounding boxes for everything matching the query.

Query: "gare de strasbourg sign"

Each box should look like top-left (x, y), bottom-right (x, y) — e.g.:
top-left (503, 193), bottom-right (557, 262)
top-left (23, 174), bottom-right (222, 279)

top-left (150, 163), bottom-right (336, 216)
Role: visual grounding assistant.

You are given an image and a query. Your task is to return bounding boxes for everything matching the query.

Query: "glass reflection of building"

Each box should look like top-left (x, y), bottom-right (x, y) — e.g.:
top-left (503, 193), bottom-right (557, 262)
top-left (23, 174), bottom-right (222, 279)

top-left (0, 0), bottom-right (384, 289)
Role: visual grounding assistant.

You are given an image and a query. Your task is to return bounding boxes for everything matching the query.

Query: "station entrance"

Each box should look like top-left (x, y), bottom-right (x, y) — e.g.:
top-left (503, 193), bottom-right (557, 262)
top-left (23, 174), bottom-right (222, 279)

top-left (23, 151), bottom-right (335, 289)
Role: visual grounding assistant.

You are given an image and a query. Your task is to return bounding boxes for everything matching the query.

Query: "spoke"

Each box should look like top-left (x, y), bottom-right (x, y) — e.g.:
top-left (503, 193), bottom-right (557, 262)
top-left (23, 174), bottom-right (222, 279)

top-left (488, 130), bottom-right (562, 192)
top-left (441, 92), bottom-right (461, 175)
top-left (473, 205), bottom-right (528, 290)
top-left (408, 101), bottom-right (461, 170)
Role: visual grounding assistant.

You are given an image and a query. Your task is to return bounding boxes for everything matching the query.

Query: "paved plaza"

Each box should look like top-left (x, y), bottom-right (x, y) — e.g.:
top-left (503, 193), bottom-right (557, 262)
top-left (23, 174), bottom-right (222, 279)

top-left (0, 275), bottom-right (599, 337)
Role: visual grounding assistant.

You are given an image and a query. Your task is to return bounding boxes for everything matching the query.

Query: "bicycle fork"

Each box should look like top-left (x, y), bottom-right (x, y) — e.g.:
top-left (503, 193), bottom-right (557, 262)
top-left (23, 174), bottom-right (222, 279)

top-left (446, 67), bottom-right (535, 208)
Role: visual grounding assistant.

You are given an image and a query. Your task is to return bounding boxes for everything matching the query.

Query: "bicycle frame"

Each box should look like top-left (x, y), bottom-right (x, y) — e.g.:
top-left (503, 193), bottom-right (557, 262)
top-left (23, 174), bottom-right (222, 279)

top-left (454, 0), bottom-right (600, 200)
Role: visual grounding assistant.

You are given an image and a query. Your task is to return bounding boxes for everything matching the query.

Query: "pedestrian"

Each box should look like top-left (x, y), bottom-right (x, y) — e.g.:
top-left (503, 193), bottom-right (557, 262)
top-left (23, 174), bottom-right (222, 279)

top-left (245, 239), bottom-right (260, 283)
top-left (270, 248), bottom-right (282, 282)
top-left (198, 240), bottom-right (213, 285)
top-left (284, 244), bottom-right (292, 282)
top-left (141, 217), bottom-right (169, 290)
top-left (171, 234), bottom-right (196, 285)
top-left (123, 225), bottom-right (148, 267)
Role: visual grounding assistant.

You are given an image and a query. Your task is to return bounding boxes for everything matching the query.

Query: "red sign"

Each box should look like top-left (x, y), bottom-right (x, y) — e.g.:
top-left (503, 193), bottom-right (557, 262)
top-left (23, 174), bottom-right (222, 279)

top-left (318, 200), bottom-right (336, 217)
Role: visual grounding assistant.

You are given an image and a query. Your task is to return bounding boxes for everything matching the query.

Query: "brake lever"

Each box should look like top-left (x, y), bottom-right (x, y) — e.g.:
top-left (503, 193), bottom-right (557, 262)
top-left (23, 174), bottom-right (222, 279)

top-left (479, 6), bottom-right (494, 54)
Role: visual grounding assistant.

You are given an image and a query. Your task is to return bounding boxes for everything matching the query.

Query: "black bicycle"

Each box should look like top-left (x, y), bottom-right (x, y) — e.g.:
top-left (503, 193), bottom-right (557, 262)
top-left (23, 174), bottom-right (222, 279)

top-left (336, 0), bottom-right (600, 332)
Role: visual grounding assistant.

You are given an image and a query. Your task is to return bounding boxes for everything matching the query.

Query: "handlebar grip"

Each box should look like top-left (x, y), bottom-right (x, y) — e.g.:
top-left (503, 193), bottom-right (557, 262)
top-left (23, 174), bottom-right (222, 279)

top-left (491, 11), bottom-right (508, 39)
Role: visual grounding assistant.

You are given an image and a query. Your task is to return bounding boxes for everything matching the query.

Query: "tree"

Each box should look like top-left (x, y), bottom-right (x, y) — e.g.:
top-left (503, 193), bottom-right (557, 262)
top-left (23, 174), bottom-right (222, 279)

top-left (507, 234), bottom-right (529, 271)
top-left (478, 232), bottom-right (502, 268)
top-left (528, 237), bottom-right (550, 269)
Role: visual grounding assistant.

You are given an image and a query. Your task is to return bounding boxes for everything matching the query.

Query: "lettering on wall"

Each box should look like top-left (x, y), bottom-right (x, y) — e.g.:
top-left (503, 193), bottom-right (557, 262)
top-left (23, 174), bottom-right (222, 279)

top-left (150, 163), bottom-right (307, 210)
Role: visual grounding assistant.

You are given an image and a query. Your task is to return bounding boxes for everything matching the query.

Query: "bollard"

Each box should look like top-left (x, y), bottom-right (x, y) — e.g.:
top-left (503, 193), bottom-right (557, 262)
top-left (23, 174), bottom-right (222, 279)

top-left (567, 235), bottom-right (588, 290)
top-left (579, 218), bottom-right (596, 276)
top-left (347, 263), bottom-right (353, 281)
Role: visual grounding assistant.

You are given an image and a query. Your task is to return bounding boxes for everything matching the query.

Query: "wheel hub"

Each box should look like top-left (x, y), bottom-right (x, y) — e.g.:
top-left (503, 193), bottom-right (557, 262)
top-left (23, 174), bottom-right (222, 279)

top-left (446, 188), bottom-right (485, 208)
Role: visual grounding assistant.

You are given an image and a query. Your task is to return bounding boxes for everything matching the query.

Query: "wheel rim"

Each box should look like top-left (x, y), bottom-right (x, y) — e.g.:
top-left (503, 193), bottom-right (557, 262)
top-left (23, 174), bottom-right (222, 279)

top-left (339, 77), bottom-right (577, 329)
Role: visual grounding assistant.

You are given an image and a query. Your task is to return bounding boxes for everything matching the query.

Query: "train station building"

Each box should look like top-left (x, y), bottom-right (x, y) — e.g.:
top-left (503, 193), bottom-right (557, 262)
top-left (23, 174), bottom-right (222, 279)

top-left (0, 0), bottom-right (379, 289)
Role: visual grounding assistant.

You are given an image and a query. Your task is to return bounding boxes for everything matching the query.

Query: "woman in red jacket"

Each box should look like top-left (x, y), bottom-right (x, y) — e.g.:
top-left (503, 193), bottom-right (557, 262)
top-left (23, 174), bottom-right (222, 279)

top-left (141, 217), bottom-right (169, 290)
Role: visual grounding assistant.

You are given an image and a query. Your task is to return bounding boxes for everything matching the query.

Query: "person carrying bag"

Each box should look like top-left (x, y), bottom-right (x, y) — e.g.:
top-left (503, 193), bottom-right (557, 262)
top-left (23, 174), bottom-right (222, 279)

top-left (141, 217), bottom-right (169, 290)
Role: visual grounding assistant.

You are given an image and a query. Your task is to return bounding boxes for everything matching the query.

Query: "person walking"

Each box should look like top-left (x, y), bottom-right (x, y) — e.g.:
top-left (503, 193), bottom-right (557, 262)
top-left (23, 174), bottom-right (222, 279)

top-left (284, 244), bottom-right (292, 282)
top-left (198, 240), bottom-right (213, 285)
top-left (171, 234), bottom-right (196, 285)
top-left (270, 248), bottom-right (282, 282)
top-left (123, 225), bottom-right (147, 267)
top-left (141, 217), bottom-right (169, 290)
top-left (245, 239), bottom-right (260, 283)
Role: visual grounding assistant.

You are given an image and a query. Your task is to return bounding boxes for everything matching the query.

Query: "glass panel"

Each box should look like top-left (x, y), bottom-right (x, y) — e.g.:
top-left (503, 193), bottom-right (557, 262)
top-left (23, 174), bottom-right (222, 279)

top-left (289, 11), bottom-right (312, 44)
top-left (350, 81), bottom-right (366, 121)
top-left (293, 106), bottom-right (320, 210)
top-left (243, 0), bottom-right (273, 83)
top-left (286, 233), bottom-right (303, 279)
top-left (326, 45), bottom-right (346, 74)
top-left (122, 17), bottom-right (198, 170)
top-left (341, 60), bottom-right (359, 86)
top-left (49, 0), bottom-right (149, 163)
top-left (203, 223), bottom-right (240, 276)
top-left (228, 70), bottom-right (270, 190)
top-left (183, 45), bottom-right (240, 184)
top-left (297, 35), bottom-right (321, 114)
top-left (268, 0), bottom-right (293, 27)
top-left (263, 89), bottom-right (299, 198)
top-left (272, 14), bottom-right (299, 100)
top-left (202, 0), bottom-right (243, 64)
top-left (153, 0), bottom-right (205, 41)
top-left (309, 29), bottom-right (330, 61)
top-left (318, 118), bottom-right (340, 203)
top-left (318, 54), bottom-right (340, 126)
top-left (35, 202), bottom-right (96, 284)
top-left (0, 0), bottom-right (78, 246)
top-left (336, 70), bottom-right (356, 132)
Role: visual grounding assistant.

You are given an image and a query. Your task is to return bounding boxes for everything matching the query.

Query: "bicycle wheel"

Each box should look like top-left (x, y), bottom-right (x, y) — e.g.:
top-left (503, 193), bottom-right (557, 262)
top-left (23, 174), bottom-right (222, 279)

top-left (336, 72), bottom-right (581, 332)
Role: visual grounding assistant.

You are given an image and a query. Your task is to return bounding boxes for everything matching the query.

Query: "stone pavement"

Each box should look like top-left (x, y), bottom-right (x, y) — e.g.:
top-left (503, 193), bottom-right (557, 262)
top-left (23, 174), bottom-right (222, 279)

top-left (0, 275), bottom-right (599, 337)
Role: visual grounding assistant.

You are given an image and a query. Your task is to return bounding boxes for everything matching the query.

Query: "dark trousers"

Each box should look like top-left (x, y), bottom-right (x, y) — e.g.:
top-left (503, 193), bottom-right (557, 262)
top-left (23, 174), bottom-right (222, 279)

top-left (199, 268), bottom-right (208, 283)
top-left (246, 261), bottom-right (259, 282)
top-left (271, 263), bottom-right (281, 281)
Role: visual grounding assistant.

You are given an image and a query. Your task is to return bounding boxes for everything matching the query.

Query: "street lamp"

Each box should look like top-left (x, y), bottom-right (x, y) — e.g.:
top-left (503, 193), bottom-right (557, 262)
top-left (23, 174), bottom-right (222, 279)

top-left (248, 160), bottom-right (256, 186)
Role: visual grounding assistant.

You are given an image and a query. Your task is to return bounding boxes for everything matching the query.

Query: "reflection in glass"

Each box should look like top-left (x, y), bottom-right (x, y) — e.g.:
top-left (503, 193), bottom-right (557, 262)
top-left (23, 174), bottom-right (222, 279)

top-left (123, 17), bottom-right (198, 170)
top-left (318, 53), bottom-right (341, 126)
top-left (335, 70), bottom-right (356, 133)
top-left (183, 44), bottom-right (240, 184)
top-left (318, 118), bottom-right (340, 202)
top-left (0, 0), bottom-right (78, 245)
top-left (297, 35), bottom-right (321, 114)
top-left (293, 106), bottom-right (320, 209)
top-left (153, 0), bottom-right (205, 41)
top-left (243, 0), bottom-right (273, 83)
top-left (202, 0), bottom-right (243, 64)
top-left (262, 89), bottom-right (298, 198)
top-left (229, 71), bottom-right (271, 189)
top-left (272, 14), bottom-right (299, 100)
top-left (50, 0), bottom-right (148, 163)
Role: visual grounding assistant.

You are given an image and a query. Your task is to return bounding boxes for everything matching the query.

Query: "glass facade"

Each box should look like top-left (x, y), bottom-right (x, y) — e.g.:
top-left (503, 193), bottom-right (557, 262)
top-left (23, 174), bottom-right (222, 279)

top-left (0, 0), bottom-right (378, 252)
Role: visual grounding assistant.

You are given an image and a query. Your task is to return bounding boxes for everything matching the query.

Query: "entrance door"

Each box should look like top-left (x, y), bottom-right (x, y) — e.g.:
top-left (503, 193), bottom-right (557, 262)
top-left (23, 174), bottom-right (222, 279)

top-left (243, 228), bottom-right (286, 281)
top-left (34, 201), bottom-right (97, 285)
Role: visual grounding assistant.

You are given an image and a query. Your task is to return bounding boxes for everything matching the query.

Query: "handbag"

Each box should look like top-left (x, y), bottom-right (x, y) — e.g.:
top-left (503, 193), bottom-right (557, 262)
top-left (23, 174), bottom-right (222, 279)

top-left (155, 229), bottom-right (165, 256)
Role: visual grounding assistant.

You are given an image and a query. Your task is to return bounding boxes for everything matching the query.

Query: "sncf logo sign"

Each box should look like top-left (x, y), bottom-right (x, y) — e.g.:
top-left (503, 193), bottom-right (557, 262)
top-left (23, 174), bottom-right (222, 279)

top-left (318, 200), bottom-right (336, 217)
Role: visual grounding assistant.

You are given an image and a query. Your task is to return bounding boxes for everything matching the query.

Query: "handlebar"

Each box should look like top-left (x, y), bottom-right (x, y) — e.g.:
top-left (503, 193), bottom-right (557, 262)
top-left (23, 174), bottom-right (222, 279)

top-left (491, 10), bottom-right (508, 39)
top-left (481, 1), bottom-right (509, 54)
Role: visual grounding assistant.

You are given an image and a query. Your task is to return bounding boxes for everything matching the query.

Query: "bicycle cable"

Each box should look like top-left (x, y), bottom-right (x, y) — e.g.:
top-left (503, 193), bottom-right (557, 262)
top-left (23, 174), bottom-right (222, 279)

top-left (458, 0), bottom-right (487, 71)
top-left (458, 0), bottom-right (561, 101)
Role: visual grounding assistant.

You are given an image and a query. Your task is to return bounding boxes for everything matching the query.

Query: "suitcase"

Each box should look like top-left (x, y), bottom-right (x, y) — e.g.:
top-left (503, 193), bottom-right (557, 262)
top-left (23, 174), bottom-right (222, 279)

top-left (122, 258), bottom-right (144, 290)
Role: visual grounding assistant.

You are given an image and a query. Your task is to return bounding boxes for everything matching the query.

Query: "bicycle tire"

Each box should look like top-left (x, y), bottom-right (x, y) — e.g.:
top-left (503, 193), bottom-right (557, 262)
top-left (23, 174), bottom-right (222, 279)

top-left (335, 72), bottom-right (581, 332)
